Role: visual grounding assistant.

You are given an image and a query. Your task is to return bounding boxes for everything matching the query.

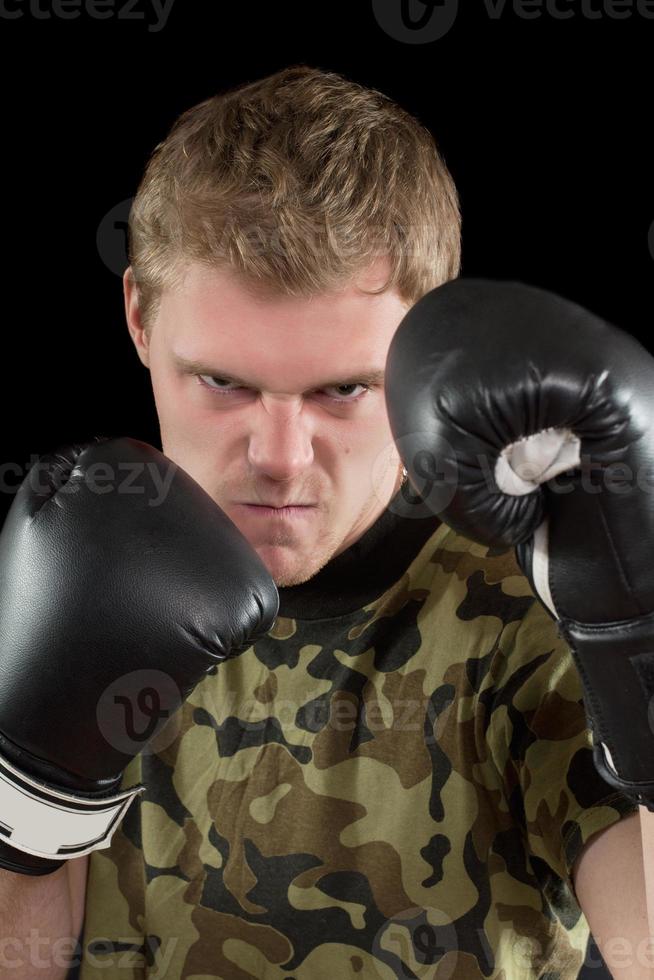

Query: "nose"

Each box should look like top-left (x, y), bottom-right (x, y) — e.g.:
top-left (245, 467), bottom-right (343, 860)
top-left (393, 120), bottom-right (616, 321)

top-left (247, 394), bottom-right (315, 482)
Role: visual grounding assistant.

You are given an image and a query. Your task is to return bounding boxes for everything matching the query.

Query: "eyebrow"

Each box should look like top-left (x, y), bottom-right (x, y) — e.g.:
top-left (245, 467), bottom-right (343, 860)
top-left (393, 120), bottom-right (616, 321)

top-left (171, 353), bottom-right (386, 390)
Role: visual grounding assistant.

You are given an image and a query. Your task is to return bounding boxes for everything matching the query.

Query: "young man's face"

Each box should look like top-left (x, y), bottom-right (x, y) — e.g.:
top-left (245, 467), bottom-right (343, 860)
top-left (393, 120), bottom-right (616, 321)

top-left (124, 259), bottom-right (411, 587)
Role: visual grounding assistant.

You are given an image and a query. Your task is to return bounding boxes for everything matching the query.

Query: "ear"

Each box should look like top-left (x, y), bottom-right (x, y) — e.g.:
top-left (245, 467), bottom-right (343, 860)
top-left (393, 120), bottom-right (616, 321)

top-left (124, 267), bottom-right (150, 368)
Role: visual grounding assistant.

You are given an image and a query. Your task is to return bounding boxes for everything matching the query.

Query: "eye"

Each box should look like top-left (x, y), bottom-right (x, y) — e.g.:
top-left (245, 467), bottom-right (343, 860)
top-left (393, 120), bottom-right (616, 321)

top-left (196, 376), bottom-right (242, 395)
top-left (321, 383), bottom-right (370, 403)
top-left (196, 376), bottom-right (370, 403)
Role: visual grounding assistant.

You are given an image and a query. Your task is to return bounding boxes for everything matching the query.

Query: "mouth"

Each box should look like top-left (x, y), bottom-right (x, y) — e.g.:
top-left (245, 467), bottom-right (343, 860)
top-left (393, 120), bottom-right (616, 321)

top-left (236, 503), bottom-right (317, 519)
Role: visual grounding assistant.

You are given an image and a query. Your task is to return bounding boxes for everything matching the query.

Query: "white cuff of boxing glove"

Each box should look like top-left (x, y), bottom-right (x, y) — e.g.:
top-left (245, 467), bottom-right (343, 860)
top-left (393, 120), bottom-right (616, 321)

top-left (0, 749), bottom-right (145, 861)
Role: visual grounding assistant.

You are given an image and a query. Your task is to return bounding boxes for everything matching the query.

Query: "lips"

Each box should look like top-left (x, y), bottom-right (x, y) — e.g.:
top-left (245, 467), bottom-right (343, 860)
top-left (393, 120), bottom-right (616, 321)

top-left (236, 503), bottom-right (316, 518)
top-left (241, 502), bottom-right (315, 508)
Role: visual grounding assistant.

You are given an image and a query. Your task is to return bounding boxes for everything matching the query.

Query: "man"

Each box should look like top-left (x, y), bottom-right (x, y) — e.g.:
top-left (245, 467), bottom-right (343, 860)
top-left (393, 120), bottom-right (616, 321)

top-left (0, 65), bottom-right (648, 978)
top-left (83, 65), bottom-right (649, 977)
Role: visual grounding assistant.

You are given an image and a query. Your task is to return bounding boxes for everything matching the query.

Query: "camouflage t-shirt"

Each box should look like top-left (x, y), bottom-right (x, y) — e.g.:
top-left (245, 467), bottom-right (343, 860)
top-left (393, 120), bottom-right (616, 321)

top-left (76, 490), bottom-right (638, 979)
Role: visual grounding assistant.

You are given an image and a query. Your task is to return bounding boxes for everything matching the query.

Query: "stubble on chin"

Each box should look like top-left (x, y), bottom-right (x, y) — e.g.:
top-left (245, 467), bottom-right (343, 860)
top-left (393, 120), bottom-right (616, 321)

top-left (261, 517), bottom-right (342, 588)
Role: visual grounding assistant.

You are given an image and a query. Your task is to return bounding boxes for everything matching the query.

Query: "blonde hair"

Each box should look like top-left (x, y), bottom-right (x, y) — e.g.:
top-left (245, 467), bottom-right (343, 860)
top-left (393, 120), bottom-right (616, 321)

top-left (127, 64), bottom-right (462, 334)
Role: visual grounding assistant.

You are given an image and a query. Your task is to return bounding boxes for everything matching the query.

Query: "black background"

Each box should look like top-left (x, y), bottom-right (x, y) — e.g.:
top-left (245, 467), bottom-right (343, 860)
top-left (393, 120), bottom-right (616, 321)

top-left (1, 1), bottom-right (652, 975)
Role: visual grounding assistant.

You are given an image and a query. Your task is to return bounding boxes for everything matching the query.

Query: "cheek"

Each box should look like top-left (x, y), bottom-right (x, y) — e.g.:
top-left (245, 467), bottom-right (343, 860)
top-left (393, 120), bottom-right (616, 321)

top-left (150, 377), bottom-right (203, 453)
top-left (148, 366), bottom-right (176, 413)
top-left (150, 371), bottom-right (192, 423)
top-left (354, 419), bottom-right (401, 485)
top-left (324, 413), bottom-right (392, 466)
top-left (356, 414), bottom-right (396, 454)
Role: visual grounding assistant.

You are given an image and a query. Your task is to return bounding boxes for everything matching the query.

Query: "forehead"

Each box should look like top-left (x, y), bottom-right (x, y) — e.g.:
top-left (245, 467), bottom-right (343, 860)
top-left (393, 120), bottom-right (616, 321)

top-left (156, 261), bottom-right (410, 388)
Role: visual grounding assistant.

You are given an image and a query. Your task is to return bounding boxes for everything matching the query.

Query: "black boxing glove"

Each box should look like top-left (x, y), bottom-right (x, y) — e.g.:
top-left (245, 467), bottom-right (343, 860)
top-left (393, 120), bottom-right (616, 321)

top-left (0, 436), bottom-right (279, 875)
top-left (385, 278), bottom-right (654, 811)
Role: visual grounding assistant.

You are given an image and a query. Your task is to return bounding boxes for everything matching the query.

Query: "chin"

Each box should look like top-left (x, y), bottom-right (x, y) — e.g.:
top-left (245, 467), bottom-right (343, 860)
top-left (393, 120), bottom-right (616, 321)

top-left (258, 547), bottom-right (327, 589)
top-left (272, 570), bottom-right (314, 588)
